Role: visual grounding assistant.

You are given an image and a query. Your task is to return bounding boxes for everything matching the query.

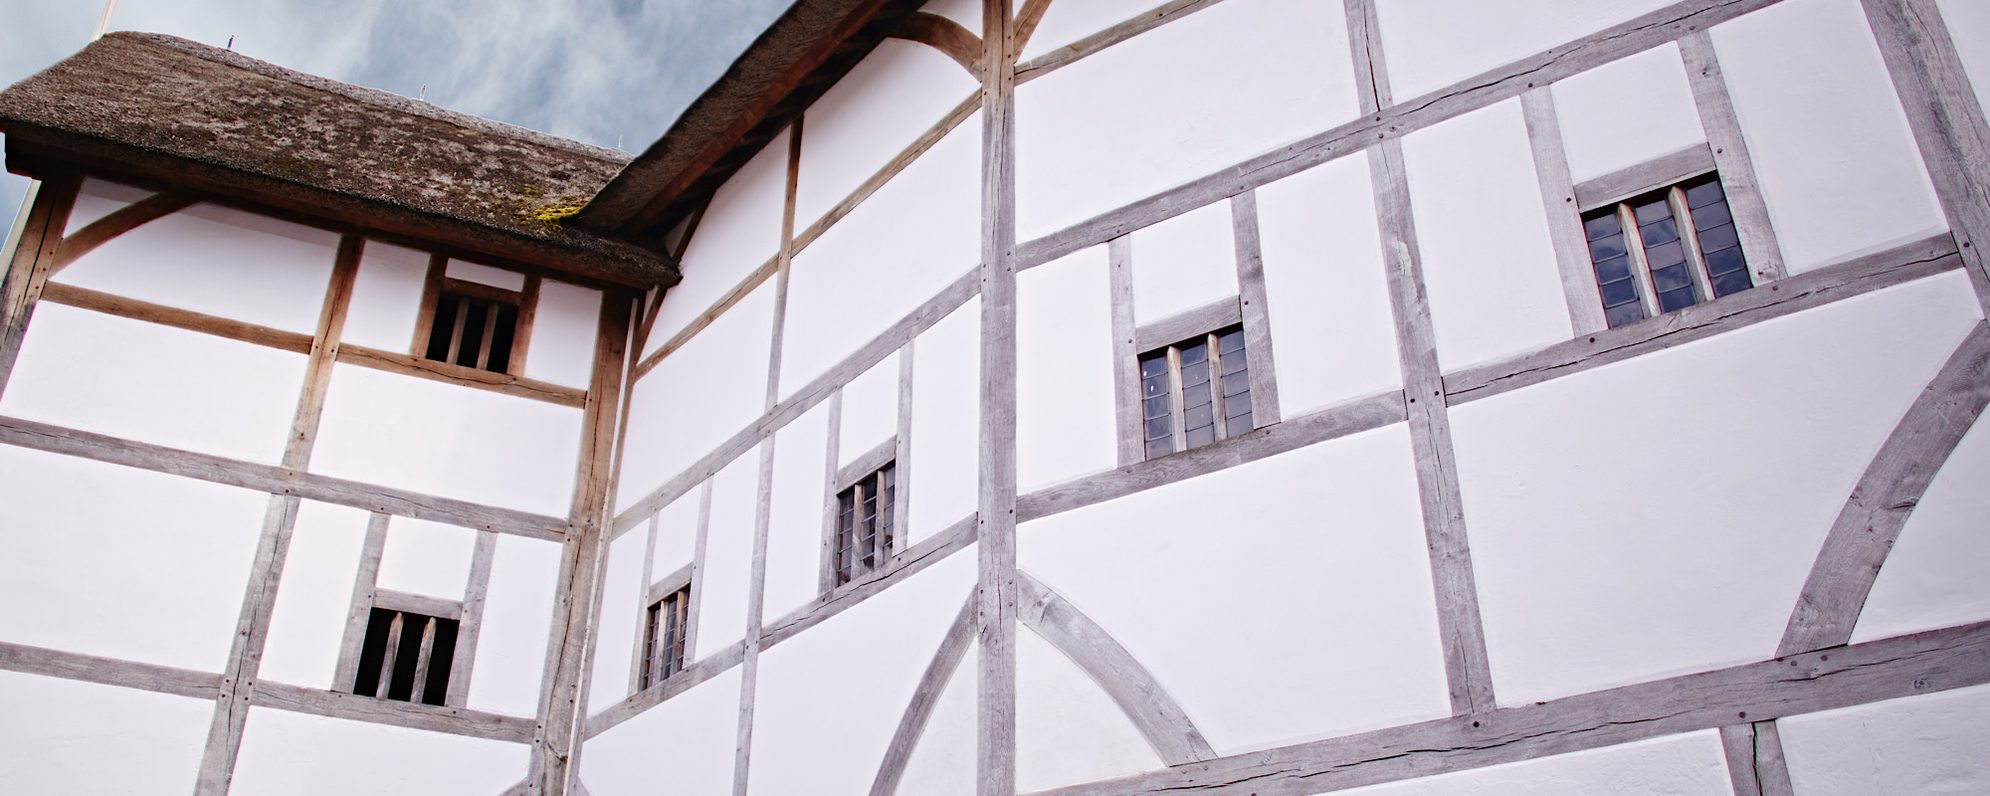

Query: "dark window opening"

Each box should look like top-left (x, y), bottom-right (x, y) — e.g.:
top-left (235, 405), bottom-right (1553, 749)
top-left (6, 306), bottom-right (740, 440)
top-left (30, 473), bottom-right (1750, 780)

top-left (640, 587), bottom-right (691, 689)
top-left (834, 463), bottom-right (896, 587)
top-left (1139, 325), bottom-right (1251, 459)
top-left (352, 607), bottom-right (458, 706)
top-left (1583, 172), bottom-right (1751, 329)
top-left (424, 290), bottom-right (520, 373)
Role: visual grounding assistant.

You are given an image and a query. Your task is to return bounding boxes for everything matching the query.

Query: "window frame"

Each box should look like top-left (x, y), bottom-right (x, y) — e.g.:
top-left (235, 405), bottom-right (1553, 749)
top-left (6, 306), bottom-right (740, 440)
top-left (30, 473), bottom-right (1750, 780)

top-left (410, 254), bottom-right (540, 376)
top-left (347, 589), bottom-right (465, 707)
top-left (1124, 296), bottom-right (1259, 462)
top-left (637, 568), bottom-right (693, 690)
top-left (820, 437), bottom-right (900, 593)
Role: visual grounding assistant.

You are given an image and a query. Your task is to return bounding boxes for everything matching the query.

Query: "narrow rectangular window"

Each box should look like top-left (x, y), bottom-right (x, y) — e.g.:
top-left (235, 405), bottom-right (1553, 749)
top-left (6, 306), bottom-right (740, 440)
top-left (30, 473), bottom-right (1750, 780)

top-left (1582, 171), bottom-right (1752, 329)
top-left (639, 586), bottom-right (690, 689)
top-left (352, 607), bottom-right (458, 706)
top-left (423, 288), bottom-right (520, 373)
top-left (1137, 324), bottom-right (1251, 459)
top-left (833, 463), bottom-right (896, 586)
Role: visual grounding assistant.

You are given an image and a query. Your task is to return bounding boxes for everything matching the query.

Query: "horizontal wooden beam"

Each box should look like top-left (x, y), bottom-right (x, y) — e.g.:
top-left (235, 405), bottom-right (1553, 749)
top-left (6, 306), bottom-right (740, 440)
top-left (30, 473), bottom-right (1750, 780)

top-left (579, 639), bottom-right (747, 739)
top-left (761, 513), bottom-right (977, 649)
top-left (371, 588), bottom-right (465, 621)
top-left (0, 415), bottom-right (569, 541)
top-left (249, 680), bottom-right (537, 744)
top-left (336, 345), bottom-right (588, 409)
top-left (1132, 295), bottom-right (1241, 353)
top-left (39, 281), bottom-right (315, 354)
top-left (1029, 620), bottom-right (1990, 796)
top-left (0, 640), bottom-right (220, 700)
top-left (1572, 142), bottom-right (1716, 211)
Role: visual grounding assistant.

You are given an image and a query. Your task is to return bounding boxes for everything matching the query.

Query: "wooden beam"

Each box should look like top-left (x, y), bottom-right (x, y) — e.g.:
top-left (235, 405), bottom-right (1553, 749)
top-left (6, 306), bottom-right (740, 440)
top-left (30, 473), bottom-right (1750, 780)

top-left (1028, 620), bottom-right (1990, 796)
top-left (1571, 142), bottom-right (1715, 211)
top-left (893, 340), bottom-right (917, 554)
top-left (336, 345), bottom-right (588, 409)
top-left (49, 192), bottom-right (197, 274)
top-left (764, 514), bottom-right (978, 649)
top-left (579, 639), bottom-right (749, 739)
top-left (1107, 237), bottom-right (1143, 467)
top-left (869, 595), bottom-right (977, 796)
top-left (0, 640), bottom-right (220, 700)
top-left (1678, 31), bottom-right (1788, 284)
top-left (372, 588), bottom-right (466, 621)
top-left (978, 1), bottom-right (1022, 791)
top-left (733, 439), bottom-right (779, 796)
top-left (1132, 295), bottom-right (1241, 353)
top-left (1014, 0), bottom-right (1228, 84)
top-left (333, 513), bottom-right (391, 692)
top-left (38, 282), bottom-right (315, 353)
top-left (249, 680), bottom-right (537, 744)
top-left (1011, 0), bottom-right (1055, 58)
top-left (1779, 320), bottom-right (1990, 655)
top-left (1016, 572), bottom-right (1215, 765)
top-left (1719, 720), bottom-right (1796, 796)
top-left (1230, 190), bottom-right (1283, 426)
top-left (1519, 88), bottom-right (1611, 335)
top-left (818, 390), bottom-right (846, 593)
top-left (445, 530), bottom-right (500, 709)
top-left (892, 12), bottom-right (986, 78)
top-left (0, 176), bottom-right (80, 403)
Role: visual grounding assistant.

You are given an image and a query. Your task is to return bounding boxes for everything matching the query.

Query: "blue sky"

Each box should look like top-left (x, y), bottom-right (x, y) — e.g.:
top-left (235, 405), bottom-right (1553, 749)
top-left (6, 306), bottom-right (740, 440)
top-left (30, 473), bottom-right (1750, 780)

top-left (0, 0), bottom-right (792, 238)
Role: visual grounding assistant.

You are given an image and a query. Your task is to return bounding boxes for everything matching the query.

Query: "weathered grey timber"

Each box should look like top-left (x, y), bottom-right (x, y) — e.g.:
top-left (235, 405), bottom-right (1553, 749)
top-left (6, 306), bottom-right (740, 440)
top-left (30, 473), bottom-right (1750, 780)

top-left (978, 1), bottom-right (1021, 792)
top-left (0, 640), bottom-right (220, 699)
top-left (0, 177), bottom-right (77, 403)
top-left (48, 192), bottom-right (196, 273)
top-left (629, 515), bottom-right (663, 693)
top-left (1347, 0), bottom-right (1496, 716)
top-left (1779, 321), bottom-right (1990, 656)
top-left (249, 680), bottom-right (537, 744)
top-left (1108, 237), bottom-right (1143, 467)
top-left (817, 391), bottom-right (847, 593)
top-left (892, 12), bottom-right (985, 77)
top-left (373, 589), bottom-right (466, 621)
top-left (732, 440), bottom-right (779, 796)
top-left (869, 595), bottom-right (977, 796)
top-left (1719, 721), bottom-right (1796, 796)
top-left (1132, 295), bottom-right (1242, 354)
top-left (685, 481), bottom-right (715, 674)
top-left (894, 340), bottom-right (917, 549)
top-left (1519, 89), bottom-right (1611, 335)
top-left (1571, 142), bottom-right (1715, 211)
top-left (1014, 0), bottom-right (1228, 84)
top-left (580, 640), bottom-right (748, 739)
top-left (1230, 190), bottom-right (1283, 426)
top-left (1029, 620), bottom-right (1990, 796)
top-left (1677, 31), bottom-right (1788, 284)
top-left (835, 436), bottom-right (898, 499)
top-left (1446, 234), bottom-right (1963, 404)
top-left (332, 513), bottom-right (391, 692)
top-left (764, 514), bottom-right (978, 648)
top-left (1016, 573), bottom-right (1215, 765)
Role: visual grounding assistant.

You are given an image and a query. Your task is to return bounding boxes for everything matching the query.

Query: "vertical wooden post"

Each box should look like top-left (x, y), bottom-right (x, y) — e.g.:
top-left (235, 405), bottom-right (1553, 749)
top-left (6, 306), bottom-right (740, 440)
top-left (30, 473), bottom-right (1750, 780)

top-left (978, 0), bottom-right (1020, 792)
top-left (0, 176), bottom-right (79, 403)
top-left (1519, 88), bottom-right (1612, 335)
top-left (1677, 31), bottom-right (1787, 285)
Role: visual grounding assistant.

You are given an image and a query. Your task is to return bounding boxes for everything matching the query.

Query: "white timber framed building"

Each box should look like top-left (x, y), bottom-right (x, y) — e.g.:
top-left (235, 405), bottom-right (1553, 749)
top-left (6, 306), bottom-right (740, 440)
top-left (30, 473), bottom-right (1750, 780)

top-left (4, 0), bottom-right (1990, 793)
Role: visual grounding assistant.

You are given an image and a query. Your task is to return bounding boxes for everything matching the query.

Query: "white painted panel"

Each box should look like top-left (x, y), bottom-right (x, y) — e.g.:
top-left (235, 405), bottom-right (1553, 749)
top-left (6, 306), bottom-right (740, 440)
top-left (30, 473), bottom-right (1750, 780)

top-left (924, 0), bottom-right (980, 35)
top-left (588, 527), bottom-right (648, 715)
top-left (0, 446), bottom-right (266, 671)
top-left (312, 364), bottom-right (582, 515)
top-left (619, 282), bottom-right (775, 513)
top-left (3, 304), bottom-right (308, 464)
top-left (1403, 99), bottom-right (1573, 370)
top-left (1552, 43), bottom-right (1707, 183)
top-left (1129, 201), bottom-right (1239, 325)
top-left (1017, 628), bottom-right (1164, 793)
top-left (342, 240), bottom-right (429, 352)
top-left (761, 404), bottom-right (831, 623)
top-left (231, 708), bottom-right (526, 795)
top-left (1017, 246), bottom-right (1117, 492)
top-left (795, 40), bottom-right (979, 227)
top-left (523, 279), bottom-right (601, 389)
top-left (1453, 272), bottom-right (1983, 705)
top-left (839, 351), bottom-right (901, 468)
top-left (260, 501), bottom-right (370, 689)
top-left (696, 453), bottom-right (761, 657)
top-left (651, 488), bottom-right (701, 582)
top-left (1016, 0), bottom-right (1157, 61)
top-left (1326, 731), bottom-right (1732, 796)
top-left (0, 671), bottom-right (213, 795)
top-left (1016, 0), bottom-right (1359, 240)
top-left (897, 640), bottom-right (977, 796)
top-left (651, 126), bottom-right (790, 352)
top-left (467, 534), bottom-right (561, 717)
top-left (1020, 424), bottom-right (1452, 754)
top-left (64, 178), bottom-right (151, 234)
top-left (375, 517), bottom-right (477, 601)
top-left (909, 297), bottom-right (981, 543)
top-left (582, 668), bottom-right (743, 796)
top-left (782, 117), bottom-right (981, 396)
top-left (444, 259), bottom-right (527, 292)
top-left (1255, 153), bottom-right (1403, 417)
top-left (1853, 414), bottom-right (1990, 643)
top-left (1713, 0), bottom-right (1947, 273)
top-left (1780, 682), bottom-right (1990, 795)
top-left (747, 548), bottom-right (977, 796)
top-left (1939, 0), bottom-right (1990, 128)
top-left (53, 202), bottom-right (336, 333)
top-left (1375, 0), bottom-right (1676, 101)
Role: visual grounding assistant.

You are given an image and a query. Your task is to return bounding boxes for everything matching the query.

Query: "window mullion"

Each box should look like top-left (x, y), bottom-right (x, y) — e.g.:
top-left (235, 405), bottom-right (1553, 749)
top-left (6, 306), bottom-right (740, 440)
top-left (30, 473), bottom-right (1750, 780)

top-left (1207, 333), bottom-right (1228, 442)
top-left (1618, 204), bottom-right (1661, 319)
top-left (1167, 346), bottom-right (1187, 454)
top-left (1669, 186), bottom-right (1717, 304)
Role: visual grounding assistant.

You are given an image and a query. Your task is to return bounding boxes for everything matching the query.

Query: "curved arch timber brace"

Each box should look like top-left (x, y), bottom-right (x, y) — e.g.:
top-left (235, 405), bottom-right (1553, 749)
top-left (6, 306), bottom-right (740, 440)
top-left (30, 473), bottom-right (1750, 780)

top-left (52, 191), bottom-right (197, 274)
top-left (890, 12), bottom-right (986, 79)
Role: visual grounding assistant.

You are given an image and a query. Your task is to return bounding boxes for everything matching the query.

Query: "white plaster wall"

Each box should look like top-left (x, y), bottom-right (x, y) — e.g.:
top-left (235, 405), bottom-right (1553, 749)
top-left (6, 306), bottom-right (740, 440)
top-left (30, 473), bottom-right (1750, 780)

top-left (0, 671), bottom-right (214, 795)
top-left (761, 404), bottom-right (831, 623)
top-left (650, 126), bottom-right (790, 353)
top-left (341, 240), bottom-right (429, 352)
top-left (896, 640), bottom-right (976, 796)
top-left (1452, 272), bottom-right (1984, 705)
top-left (1255, 153), bottom-right (1403, 417)
top-left (1015, 0), bottom-right (1156, 61)
top-left (52, 202), bottom-right (335, 333)
top-left (1402, 99), bottom-right (1572, 370)
top-left (839, 351), bottom-right (901, 469)
top-left (581, 668), bottom-right (742, 796)
top-left (0, 445), bottom-right (266, 672)
top-left (923, 0), bottom-right (980, 35)
top-left (1852, 414), bottom-right (1990, 644)
top-left (747, 547), bottom-right (977, 796)
top-left (795, 40), bottom-right (979, 228)
top-left (260, 501), bottom-right (370, 690)
top-left (1326, 730), bottom-right (1732, 796)
top-left (467, 534), bottom-right (561, 717)
top-left (618, 283), bottom-right (775, 513)
top-left (63, 178), bottom-right (151, 233)
top-left (311, 364), bottom-right (582, 516)
top-left (3, 304), bottom-right (308, 464)
top-left (651, 488), bottom-right (701, 581)
top-left (231, 708), bottom-right (526, 795)
top-left (1375, 0), bottom-right (1677, 101)
top-left (1015, 0), bottom-right (1359, 241)
top-left (444, 259), bottom-right (526, 292)
top-left (909, 297), bottom-right (981, 543)
top-left (1017, 628), bottom-right (1163, 793)
top-left (1714, 0), bottom-right (1947, 273)
top-left (1016, 246), bottom-right (1117, 492)
top-left (1939, 0), bottom-right (1990, 128)
top-left (1129, 200), bottom-right (1239, 325)
top-left (782, 118), bottom-right (981, 396)
top-left (523, 279), bottom-right (601, 390)
top-left (1020, 424), bottom-right (1453, 755)
top-left (1780, 683), bottom-right (1990, 795)
top-left (695, 453), bottom-right (761, 656)
top-left (588, 526), bottom-right (648, 715)
top-left (1551, 43), bottom-right (1707, 183)
top-left (375, 517), bottom-right (477, 600)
